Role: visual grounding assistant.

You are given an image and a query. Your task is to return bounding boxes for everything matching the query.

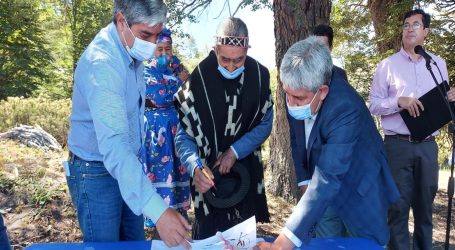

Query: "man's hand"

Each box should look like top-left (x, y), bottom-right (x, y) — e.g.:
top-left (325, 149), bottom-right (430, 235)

top-left (178, 65), bottom-right (189, 82)
top-left (214, 148), bottom-right (237, 175)
top-left (448, 88), bottom-right (455, 102)
top-left (398, 97), bottom-right (424, 117)
top-left (299, 185), bottom-right (308, 196)
top-left (155, 208), bottom-right (192, 249)
top-left (193, 167), bottom-right (214, 193)
top-left (256, 234), bottom-right (295, 250)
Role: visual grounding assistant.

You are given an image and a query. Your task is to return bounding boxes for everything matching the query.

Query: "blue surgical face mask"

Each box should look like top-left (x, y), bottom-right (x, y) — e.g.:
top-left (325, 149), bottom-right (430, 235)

top-left (156, 54), bottom-right (171, 67)
top-left (217, 65), bottom-right (245, 79)
top-left (122, 21), bottom-right (156, 61)
top-left (287, 89), bottom-right (320, 120)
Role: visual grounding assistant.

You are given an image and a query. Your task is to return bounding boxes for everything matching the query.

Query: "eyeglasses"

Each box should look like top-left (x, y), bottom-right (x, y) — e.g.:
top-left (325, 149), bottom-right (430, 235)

top-left (403, 22), bottom-right (423, 30)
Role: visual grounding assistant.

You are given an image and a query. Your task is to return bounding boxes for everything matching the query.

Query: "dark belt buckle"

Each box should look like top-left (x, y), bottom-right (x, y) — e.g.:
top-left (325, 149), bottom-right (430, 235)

top-left (409, 136), bottom-right (424, 143)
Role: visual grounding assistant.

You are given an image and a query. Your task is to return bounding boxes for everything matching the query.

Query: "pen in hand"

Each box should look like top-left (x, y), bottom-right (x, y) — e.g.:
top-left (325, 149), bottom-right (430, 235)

top-left (195, 159), bottom-right (216, 190)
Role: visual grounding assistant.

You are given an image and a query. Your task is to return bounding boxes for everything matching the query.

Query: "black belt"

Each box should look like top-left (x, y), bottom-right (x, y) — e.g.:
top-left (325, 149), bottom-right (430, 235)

top-left (68, 151), bottom-right (103, 164)
top-left (385, 134), bottom-right (435, 143)
top-left (68, 151), bottom-right (75, 161)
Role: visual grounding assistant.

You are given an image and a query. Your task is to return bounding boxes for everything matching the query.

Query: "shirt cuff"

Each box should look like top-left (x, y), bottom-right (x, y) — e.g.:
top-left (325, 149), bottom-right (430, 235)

top-left (282, 227), bottom-right (302, 248)
top-left (230, 145), bottom-right (239, 159)
top-left (298, 180), bottom-right (310, 187)
top-left (392, 96), bottom-right (400, 111)
top-left (186, 155), bottom-right (200, 178)
top-left (142, 191), bottom-right (169, 224)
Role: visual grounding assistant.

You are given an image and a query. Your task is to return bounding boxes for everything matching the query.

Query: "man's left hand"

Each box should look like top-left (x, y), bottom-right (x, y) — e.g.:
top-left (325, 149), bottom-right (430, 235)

top-left (256, 234), bottom-right (295, 250)
top-left (214, 148), bottom-right (237, 175)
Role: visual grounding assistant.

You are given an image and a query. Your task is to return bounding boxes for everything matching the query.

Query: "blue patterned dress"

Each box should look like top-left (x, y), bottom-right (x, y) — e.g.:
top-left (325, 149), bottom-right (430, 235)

top-left (140, 55), bottom-right (190, 226)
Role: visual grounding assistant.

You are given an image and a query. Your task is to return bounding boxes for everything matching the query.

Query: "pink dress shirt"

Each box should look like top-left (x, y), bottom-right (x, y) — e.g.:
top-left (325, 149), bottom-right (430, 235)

top-left (369, 47), bottom-right (449, 135)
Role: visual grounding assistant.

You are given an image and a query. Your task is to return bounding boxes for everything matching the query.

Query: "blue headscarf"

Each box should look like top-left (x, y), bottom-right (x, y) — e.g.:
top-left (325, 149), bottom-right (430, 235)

top-left (157, 27), bottom-right (172, 44)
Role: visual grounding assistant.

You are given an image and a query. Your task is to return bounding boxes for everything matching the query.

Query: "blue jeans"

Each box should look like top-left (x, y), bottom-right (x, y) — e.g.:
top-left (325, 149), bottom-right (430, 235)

top-left (0, 215), bottom-right (11, 250)
top-left (66, 154), bottom-right (144, 242)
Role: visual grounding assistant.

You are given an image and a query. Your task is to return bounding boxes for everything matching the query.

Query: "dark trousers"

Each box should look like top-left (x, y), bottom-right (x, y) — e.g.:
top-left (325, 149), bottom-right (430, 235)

top-left (0, 215), bottom-right (12, 250)
top-left (385, 137), bottom-right (438, 250)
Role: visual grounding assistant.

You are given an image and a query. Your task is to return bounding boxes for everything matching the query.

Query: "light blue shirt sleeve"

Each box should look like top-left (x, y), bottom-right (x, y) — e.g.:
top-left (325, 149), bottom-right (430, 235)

top-left (282, 227), bottom-right (303, 248)
top-left (79, 60), bottom-right (168, 223)
top-left (175, 124), bottom-right (200, 177)
top-left (231, 107), bottom-right (273, 159)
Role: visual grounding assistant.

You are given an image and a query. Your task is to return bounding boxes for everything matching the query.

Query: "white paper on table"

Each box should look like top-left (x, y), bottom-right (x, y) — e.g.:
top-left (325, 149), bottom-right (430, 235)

top-left (151, 216), bottom-right (257, 250)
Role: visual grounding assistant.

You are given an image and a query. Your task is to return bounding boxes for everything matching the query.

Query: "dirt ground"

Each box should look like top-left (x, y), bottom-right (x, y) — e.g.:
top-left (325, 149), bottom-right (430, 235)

top-left (0, 140), bottom-right (454, 249)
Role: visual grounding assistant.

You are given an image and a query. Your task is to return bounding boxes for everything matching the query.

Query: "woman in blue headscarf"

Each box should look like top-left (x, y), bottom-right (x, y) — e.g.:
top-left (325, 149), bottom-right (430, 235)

top-left (140, 28), bottom-right (190, 227)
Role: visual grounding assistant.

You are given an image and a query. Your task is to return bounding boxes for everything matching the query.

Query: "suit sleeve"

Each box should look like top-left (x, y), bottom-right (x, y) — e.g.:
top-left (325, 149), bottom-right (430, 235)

top-left (285, 100), bottom-right (360, 244)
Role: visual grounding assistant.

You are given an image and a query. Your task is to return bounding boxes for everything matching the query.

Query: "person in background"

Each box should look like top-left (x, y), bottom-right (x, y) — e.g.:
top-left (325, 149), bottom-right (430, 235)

top-left (65, 0), bottom-right (190, 247)
top-left (0, 215), bottom-right (12, 250)
top-left (140, 27), bottom-right (190, 228)
top-left (313, 24), bottom-right (348, 82)
top-left (369, 8), bottom-right (454, 250)
top-left (257, 36), bottom-right (399, 249)
top-left (174, 17), bottom-right (273, 239)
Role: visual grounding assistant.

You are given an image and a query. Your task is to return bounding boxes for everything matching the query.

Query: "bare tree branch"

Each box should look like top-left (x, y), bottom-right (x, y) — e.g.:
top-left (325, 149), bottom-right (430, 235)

top-left (214, 0), bottom-right (229, 19)
top-left (232, 0), bottom-right (248, 16)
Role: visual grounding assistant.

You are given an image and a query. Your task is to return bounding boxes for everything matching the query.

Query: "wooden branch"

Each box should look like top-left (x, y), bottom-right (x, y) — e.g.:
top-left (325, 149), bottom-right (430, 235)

top-left (184, 0), bottom-right (214, 18)
top-left (214, 0), bottom-right (229, 19)
top-left (232, 0), bottom-right (248, 16)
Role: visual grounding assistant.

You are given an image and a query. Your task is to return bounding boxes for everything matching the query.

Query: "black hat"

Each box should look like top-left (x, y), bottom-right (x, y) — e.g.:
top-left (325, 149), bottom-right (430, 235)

top-left (203, 161), bottom-right (250, 209)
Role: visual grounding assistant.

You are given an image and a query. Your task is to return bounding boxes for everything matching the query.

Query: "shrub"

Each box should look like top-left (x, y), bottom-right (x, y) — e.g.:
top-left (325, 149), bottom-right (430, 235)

top-left (0, 96), bottom-right (71, 146)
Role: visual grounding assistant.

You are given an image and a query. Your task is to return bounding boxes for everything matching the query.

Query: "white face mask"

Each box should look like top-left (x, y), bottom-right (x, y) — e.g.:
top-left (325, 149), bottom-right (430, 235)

top-left (122, 20), bottom-right (156, 61)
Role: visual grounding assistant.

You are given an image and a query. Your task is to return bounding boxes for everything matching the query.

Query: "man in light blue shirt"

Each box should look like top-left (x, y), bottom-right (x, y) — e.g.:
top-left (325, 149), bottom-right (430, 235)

top-left (66, 0), bottom-right (190, 247)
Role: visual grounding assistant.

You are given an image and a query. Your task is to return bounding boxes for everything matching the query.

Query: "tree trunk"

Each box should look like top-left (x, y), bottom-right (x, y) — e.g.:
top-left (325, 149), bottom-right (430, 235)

top-left (269, 0), bottom-right (331, 201)
top-left (368, 0), bottom-right (414, 54)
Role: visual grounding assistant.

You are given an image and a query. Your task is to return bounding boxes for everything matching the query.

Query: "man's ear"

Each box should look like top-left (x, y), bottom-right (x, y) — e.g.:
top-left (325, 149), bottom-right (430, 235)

top-left (424, 27), bottom-right (430, 38)
top-left (319, 84), bottom-right (330, 101)
top-left (115, 12), bottom-right (124, 25)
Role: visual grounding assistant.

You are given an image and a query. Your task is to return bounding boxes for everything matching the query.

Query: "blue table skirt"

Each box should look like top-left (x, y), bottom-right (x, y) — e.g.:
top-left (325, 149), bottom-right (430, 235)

top-left (25, 238), bottom-right (384, 250)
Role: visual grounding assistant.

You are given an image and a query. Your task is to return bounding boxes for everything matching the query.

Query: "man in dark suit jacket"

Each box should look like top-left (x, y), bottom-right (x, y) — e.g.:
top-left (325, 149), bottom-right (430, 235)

top-left (288, 25), bottom-right (349, 239)
top-left (257, 37), bottom-right (400, 249)
top-left (313, 24), bottom-right (348, 82)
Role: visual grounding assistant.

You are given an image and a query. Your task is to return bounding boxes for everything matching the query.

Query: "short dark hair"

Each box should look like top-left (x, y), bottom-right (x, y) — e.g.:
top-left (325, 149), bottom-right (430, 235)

top-left (313, 24), bottom-right (334, 47)
top-left (403, 9), bottom-right (431, 28)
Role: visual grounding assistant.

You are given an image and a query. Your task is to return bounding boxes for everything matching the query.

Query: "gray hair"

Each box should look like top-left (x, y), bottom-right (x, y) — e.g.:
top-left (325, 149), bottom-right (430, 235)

top-left (216, 17), bottom-right (249, 38)
top-left (280, 36), bottom-right (333, 92)
top-left (113, 0), bottom-right (167, 26)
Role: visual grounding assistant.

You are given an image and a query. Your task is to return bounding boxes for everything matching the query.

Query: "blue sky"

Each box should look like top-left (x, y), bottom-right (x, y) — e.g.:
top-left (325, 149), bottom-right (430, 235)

top-left (182, 0), bottom-right (276, 69)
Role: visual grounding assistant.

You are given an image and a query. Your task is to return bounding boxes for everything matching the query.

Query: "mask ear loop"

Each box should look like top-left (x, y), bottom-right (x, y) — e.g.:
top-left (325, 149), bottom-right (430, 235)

top-left (124, 20), bottom-right (135, 37)
top-left (120, 14), bottom-right (134, 50)
top-left (312, 89), bottom-right (322, 114)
